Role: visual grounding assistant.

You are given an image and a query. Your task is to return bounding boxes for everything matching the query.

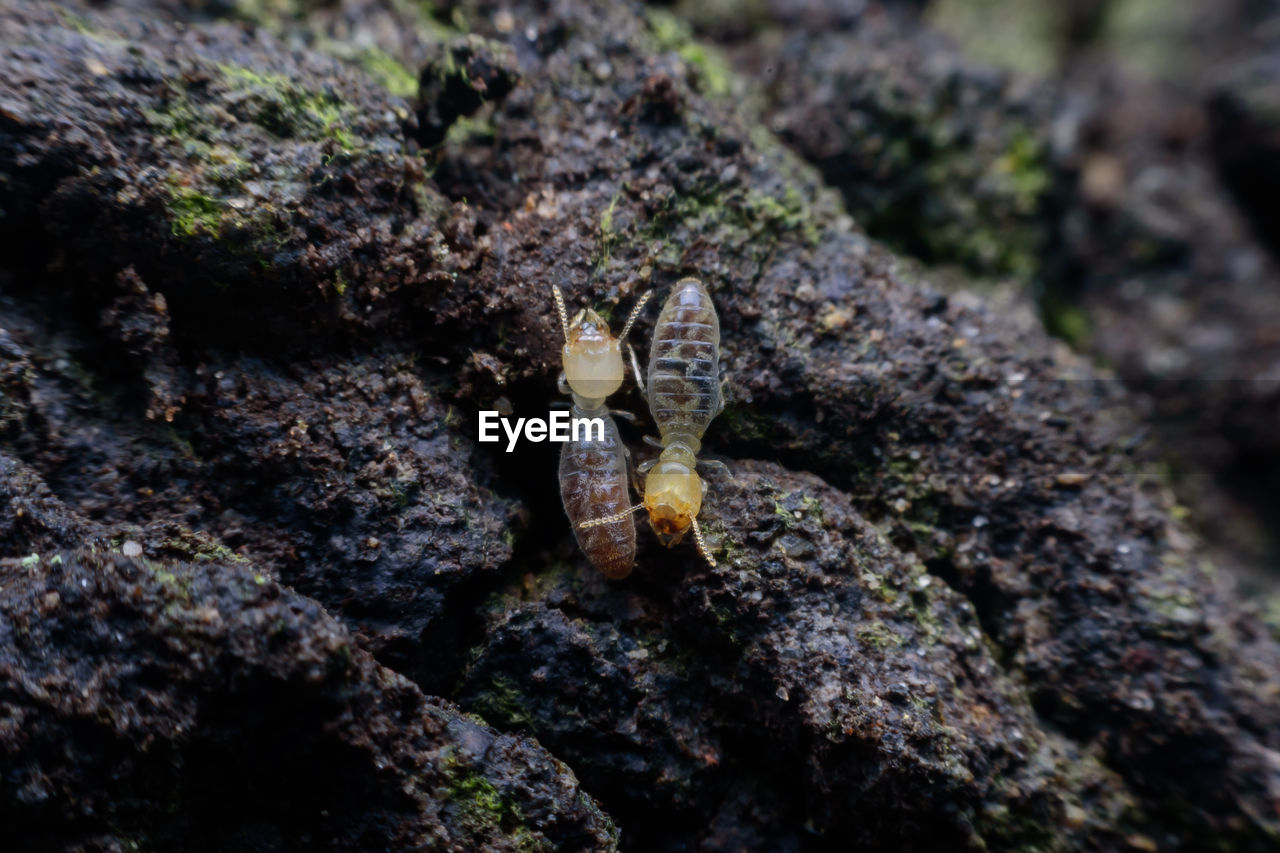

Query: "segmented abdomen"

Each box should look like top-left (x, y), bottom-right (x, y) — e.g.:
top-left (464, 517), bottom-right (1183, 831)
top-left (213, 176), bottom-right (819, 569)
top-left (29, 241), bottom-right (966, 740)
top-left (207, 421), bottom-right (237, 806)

top-left (559, 411), bottom-right (636, 579)
top-left (647, 278), bottom-right (721, 441)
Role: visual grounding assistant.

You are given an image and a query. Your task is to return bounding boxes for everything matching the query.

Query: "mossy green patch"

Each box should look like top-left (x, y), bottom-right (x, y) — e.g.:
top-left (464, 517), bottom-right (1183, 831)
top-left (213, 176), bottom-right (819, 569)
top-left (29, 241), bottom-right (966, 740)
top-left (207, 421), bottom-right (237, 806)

top-left (999, 130), bottom-right (1052, 212)
top-left (635, 178), bottom-right (822, 274)
top-left (855, 621), bottom-right (905, 650)
top-left (927, 0), bottom-right (1063, 76)
top-left (168, 184), bottom-right (225, 239)
top-left (220, 64), bottom-right (361, 150)
top-left (1041, 291), bottom-right (1091, 348)
top-left (644, 8), bottom-right (735, 99)
top-left (355, 48), bottom-right (420, 99)
top-left (742, 186), bottom-right (822, 247)
top-left (53, 6), bottom-right (101, 38)
top-left (143, 560), bottom-right (195, 602)
top-left (217, 0), bottom-right (460, 89)
top-left (440, 753), bottom-right (552, 851)
top-left (594, 191), bottom-right (622, 273)
top-left (770, 490), bottom-right (826, 530)
top-left (143, 61), bottom-right (370, 262)
top-left (646, 7), bottom-right (686, 52)
top-left (861, 571), bottom-right (898, 604)
top-left (229, 0), bottom-right (306, 28)
top-left (466, 672), bottom-right (539, 731)
top-left (160, 530), bottom-right (249, 565)
top-left (161, 174), bottom-right (288, 265)
top-left (442, 112), bottom-right (497, 148)
top-left (907, 128), bottom-right (1052, 279)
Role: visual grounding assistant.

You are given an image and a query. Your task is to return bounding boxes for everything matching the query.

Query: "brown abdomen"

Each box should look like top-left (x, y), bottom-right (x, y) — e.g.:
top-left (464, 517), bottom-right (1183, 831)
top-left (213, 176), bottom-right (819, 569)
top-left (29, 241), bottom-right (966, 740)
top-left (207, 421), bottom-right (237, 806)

top-left (559, 412), bottom-right (636, 579)
top-left (647, 278), bottom-right (721, 441)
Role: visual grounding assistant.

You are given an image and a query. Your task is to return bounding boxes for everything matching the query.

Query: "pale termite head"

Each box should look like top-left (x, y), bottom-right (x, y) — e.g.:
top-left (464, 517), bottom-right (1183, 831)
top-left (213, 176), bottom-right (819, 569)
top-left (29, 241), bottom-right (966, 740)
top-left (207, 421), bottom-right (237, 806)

top-left (563, 308), bottom-right (625, 401)
top-left (642, 445), bottom-right (703, 546)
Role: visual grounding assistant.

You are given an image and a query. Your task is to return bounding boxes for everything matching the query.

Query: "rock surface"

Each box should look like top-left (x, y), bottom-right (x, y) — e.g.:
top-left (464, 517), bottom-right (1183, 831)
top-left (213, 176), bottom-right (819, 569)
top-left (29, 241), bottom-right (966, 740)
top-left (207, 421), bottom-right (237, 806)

top-left (690, 0), bottom-right (1280, 576)
top-left (2, 0), bottom-right (1279, 849)
top-left (0, 465), bottom-right (614, 851)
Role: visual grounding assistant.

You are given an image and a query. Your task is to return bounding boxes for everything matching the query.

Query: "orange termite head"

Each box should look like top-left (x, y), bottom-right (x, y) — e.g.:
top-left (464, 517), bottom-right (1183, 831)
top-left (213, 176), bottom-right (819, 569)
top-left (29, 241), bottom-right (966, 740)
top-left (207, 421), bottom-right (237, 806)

top-left (563, 308), bottom-right (624, 401)
top-left (642, 457), bottom-right (703, 547)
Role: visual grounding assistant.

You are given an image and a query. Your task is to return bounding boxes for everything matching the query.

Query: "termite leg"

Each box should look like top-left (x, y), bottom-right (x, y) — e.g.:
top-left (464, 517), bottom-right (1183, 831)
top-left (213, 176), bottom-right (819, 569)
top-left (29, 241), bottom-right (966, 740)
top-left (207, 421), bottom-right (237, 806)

top-left (642, 434), bottom-right (663, 449)
top-left (557, 372), bottom-right (571, 396)
top-left (636, 457), bottom-right (657, 475)
top-left (691, 517), bottom-right (717, 568)
top-left (579, 504), bottom-right (644, 530)
top-left (611, 409), bottom-right (639, 425)
top-left (622, 444), bottom-right (642, 494)
top-left (699, 459), bottom-right (731, 479)
top-left (627, 343), bottom-right (646, 399)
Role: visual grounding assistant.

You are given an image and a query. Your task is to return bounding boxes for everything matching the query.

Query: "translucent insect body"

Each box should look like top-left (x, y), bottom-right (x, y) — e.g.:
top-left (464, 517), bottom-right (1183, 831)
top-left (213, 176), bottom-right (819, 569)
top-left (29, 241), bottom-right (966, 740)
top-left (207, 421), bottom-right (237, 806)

top-left (640, 278), bottom-right (723, 567)
top-left (553, 287), bottom-right (650, 579)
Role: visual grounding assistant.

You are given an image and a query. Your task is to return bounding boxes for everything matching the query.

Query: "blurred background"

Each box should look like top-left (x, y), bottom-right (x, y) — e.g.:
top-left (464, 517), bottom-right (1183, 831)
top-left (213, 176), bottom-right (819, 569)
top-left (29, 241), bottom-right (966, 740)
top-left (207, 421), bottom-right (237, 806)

top-left (649, 0), bottom-right (1280, 590)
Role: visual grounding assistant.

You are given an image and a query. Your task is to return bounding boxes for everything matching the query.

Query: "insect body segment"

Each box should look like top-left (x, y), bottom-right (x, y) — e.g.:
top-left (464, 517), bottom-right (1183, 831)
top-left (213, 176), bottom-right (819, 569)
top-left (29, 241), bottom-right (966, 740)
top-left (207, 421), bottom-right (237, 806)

top-left (641, 278), bottom-right (723, 566)
top-left (647, 278), bottom-right (722, 440)
top-left (558, 411), bottom-right (634, 579)
top-left (553, 287), bottom-right (651, 579)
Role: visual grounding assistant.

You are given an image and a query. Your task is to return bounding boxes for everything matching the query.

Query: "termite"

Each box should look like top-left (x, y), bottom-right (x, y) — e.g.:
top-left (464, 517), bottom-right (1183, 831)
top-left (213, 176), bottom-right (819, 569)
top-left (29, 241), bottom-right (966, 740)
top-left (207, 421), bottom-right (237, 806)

top-left (553, 286), bottom-right (651, 579)
top-left (581, 277), bottom-right (725, 567)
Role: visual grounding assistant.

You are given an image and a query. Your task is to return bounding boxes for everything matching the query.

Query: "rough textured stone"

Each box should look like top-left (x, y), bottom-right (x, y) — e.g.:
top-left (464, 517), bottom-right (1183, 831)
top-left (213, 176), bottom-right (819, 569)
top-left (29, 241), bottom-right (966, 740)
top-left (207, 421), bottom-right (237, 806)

top-left (2, 0), bottom-right (1280, 849)
top-left (462, 462), bottom-right (1141, 850)
top-left (681, 0), bottom-right (1280, 577)
top-left (0, 539), bottom-right (615, 850)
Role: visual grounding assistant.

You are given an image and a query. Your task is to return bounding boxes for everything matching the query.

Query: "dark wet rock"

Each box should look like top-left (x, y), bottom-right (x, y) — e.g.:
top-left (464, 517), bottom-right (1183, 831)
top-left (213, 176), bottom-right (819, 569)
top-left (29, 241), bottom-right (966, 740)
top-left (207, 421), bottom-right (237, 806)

top-left (2, 0), bottom-right (1280, 849)
top-left (416, 34), bottom-right (521, 147)
top-left (99, 266), bottom-right (186, 422)
top-left (437, 0), bottom-right (1280, 843)
top-left (1208, 27), bottom-right (1280, 259)
top-left (0, 454), bottom-right (91, 557)
top-left (0, 2), bottom-right (517, 696)
top-left (180, 352), bottom-right (519, 694)
top-left (0, 0), bottom-right (452, 346)
top-left (0, 545), bottom-right (616, 851)
top-left (680, 1), bottom-right (1280, 574)
top-left (1053, 75), bottom-right (1280, 570)
top-left (430, 0), bottom-right (1280, 844)
top-left (462, 461), bottom-right (1139, 850)
top-left (716, 7), bottom-right (1057, 280)
top-left (671, 0), bottom-right (921, 43)
top-left (0, 289), bottom-right (517, 696)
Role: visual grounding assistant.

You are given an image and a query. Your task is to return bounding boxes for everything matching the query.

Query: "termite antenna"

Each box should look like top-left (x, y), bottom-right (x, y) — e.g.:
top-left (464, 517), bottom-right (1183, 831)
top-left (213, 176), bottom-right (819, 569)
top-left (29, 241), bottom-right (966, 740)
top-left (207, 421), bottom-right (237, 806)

top-left (692, 517), bottom-right (717, 568)
top-left (618, 290), bottom-right (653, 343)
top-left (579, 504), bottom-right (644, 530)
top-left (552, 285), bottom-right (571, 345)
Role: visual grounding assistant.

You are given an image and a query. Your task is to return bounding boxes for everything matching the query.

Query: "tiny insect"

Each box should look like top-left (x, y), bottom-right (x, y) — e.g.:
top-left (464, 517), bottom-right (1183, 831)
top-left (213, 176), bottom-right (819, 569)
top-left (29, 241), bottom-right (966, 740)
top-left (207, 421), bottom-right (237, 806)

top-left (553, 286), bottom-right (651, 579)
top-left (584, 277), bottom-right (725, 567)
